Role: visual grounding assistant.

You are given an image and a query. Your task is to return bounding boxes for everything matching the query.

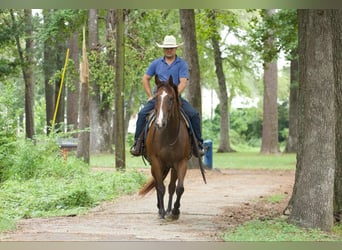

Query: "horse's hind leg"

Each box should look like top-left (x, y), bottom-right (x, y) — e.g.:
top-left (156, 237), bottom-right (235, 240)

top-left (166, 168), bottom-right (177, 214)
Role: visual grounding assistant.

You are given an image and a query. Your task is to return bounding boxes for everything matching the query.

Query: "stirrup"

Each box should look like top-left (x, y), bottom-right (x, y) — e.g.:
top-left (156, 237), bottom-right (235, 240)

top-left (130, 141), bottom-right (143, 156)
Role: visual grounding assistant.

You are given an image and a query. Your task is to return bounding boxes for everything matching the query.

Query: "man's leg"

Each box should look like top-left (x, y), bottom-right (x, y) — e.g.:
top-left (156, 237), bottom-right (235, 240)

top-left (130, 99), bottom-right (155, 156)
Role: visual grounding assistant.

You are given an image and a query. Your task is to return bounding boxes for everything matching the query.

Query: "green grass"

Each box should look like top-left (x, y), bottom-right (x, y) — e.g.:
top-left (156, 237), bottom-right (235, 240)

top-left (222, 217), bottom-right (342, 241)
top-left (0, 169), bottom-right (147, 232)
top-left (91, 147), bottom-right (297, 171)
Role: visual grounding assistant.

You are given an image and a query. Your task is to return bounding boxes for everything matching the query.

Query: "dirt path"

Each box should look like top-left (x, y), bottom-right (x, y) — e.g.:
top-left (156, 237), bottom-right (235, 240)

top-left (0, 169), bottom-right (294, 241)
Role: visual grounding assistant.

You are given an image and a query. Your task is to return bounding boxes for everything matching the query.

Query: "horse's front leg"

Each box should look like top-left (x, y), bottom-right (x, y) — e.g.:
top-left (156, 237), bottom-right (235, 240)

top-left (156, 181), bottom-right (166, 219)
top-left (172, 160), bottom-right (187, 220)
top-left (151, 160), bottom-right (167, 219)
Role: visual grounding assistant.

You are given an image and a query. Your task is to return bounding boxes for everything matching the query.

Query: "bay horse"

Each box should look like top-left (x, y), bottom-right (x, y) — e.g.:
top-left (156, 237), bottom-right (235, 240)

top-left (139, 76), bottom-right (205, 220)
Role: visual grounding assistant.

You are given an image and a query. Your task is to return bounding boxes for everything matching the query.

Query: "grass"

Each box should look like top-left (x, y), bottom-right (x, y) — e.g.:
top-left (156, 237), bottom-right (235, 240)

top-left (2, 143), bottom-right (340, 241)
top-left (222, 217), bottom-right (342, 241)
top-left (91, 147), bottom-right (297, 171)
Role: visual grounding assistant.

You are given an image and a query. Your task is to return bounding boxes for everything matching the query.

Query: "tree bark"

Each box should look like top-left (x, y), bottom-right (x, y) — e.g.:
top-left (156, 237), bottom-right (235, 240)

top-left (260, 9), bottom-right (280, 154)
top-left (88, 9), bottom-right (112, 153)
top-left (179, 9), bottom-right (204, 168)
top-left (42, 10), bottom-right (56, 135)
top-left (67, 31), bottom-right (80, 135)
top-left (288, 9), bottom-right (335, 231)
top-left (114, 9), bottom-right (126, 170)
top-left (54, 39), bottom-right (67, 132)
top-left (11, 9), bottom-right (35, 139)
top-left (23, 9), bottom-right (35, 139)
top-left (76, 26), bottom-right (90, 164)
top-left (332, 9), bottom-right (342, 221)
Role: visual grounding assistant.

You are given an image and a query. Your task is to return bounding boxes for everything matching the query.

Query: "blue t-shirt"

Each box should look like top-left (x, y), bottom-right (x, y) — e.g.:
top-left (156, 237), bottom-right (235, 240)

top-left (145, 56), bottom-right (189, 86)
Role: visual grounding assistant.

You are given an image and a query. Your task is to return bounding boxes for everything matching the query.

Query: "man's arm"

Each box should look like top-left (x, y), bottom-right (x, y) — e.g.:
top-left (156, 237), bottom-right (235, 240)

top-left (178, 77), bottom-right (187, 95)
top-left (142, 74), bottom-right (153, 101)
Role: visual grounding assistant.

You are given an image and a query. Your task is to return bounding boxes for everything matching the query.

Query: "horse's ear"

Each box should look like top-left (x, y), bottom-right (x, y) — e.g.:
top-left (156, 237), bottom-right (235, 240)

top-left (155, 76), bottom-right (161, 85)
top-left (168, 75), bottom-right (173, 86)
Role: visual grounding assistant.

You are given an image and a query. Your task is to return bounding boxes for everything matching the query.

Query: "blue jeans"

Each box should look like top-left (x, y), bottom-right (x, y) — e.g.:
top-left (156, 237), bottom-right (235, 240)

top-left (134, 97), bottom-right (203, 144)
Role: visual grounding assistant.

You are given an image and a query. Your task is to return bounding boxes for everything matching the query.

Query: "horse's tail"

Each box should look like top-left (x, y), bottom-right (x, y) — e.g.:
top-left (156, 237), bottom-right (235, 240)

top-left (138, 177), bottom-right (155, 196)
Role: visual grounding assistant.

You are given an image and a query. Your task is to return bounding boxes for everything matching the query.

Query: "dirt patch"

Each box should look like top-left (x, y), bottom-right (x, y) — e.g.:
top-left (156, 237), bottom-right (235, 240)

top-left (0, 168), bottom-right (294, 241)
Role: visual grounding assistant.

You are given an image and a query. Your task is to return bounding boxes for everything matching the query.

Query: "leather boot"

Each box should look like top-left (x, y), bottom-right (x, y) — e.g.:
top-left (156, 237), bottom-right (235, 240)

top-left (130, 139), bottom-right (143, 156)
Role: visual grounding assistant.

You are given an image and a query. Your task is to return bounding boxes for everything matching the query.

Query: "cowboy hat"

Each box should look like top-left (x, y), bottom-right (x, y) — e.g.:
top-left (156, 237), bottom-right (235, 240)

top-left (156, 35), bottom-right (184, 48)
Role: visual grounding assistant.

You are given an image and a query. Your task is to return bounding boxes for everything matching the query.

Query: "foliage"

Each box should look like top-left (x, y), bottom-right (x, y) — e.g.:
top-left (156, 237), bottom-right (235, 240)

top-left (0, 135), bottom-right (147, 231)
top-left (247, 9), bottom-right (298, 62)
top-left (203, 104), bottom-right (289, 149)
top-left (222, 217), bottom-right (341, 241)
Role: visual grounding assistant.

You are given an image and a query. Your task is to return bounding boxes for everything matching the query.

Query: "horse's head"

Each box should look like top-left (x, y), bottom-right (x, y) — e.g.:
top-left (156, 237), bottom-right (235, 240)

top-left (154, 76), bottom-right (179, 129)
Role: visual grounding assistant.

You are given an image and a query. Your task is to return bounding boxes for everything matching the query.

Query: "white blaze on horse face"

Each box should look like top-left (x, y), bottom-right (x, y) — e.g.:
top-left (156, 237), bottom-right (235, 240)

top-left (156, 90), bottom-right (168, 128)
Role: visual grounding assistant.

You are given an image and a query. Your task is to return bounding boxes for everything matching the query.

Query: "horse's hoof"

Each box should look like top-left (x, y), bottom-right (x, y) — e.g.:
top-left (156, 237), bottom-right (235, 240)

top-left (165, 213), bottom-right (180, 221)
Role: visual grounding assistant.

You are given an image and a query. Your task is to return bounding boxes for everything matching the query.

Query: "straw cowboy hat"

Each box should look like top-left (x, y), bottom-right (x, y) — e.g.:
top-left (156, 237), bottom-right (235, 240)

top-left (156, 35), bottom-right (184, 48)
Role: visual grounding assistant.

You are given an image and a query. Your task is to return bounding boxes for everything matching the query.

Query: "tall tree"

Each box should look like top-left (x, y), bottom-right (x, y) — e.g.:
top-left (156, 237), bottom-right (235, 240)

top-left (179, 9), bottom-right (202, 117)
top-left (179, 9), bottom-right (202, 168)
top-left (288, 9), bottom-right (335, 231)
top-left (88, 9), bottom-right (112, 153)
top-left (114, 9), bottom-right (125, 170)
top-left (284, 53), bottom-right (299, 153)
top-left (76, 26), bottom-right (90, 163)
top-left (332, 9), bottom-right (342, 220)
top-left (42, 9), bottom-right (56, 135)
top-left (260, 9), bottom-right (280, 154)
top-left (10, 9), bottom-right (35, 139)
top-left (66, 31), bottom-right (80, 134)
top-left (205, 9), bottom-right (235, 153)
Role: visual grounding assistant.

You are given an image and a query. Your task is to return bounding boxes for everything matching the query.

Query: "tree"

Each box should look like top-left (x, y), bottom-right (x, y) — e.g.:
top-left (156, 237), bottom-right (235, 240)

top-left (288, 9), bottom-right (335, 231)
top-left (10, 9), bottom-right (35, 139)
top-left (114, 9), bottom-right (126, 170)
top-left (179, 9), bottom-right (202, 168)
top-left (179, 9), bottom-right (202, 117)
top-left (204, 9), bottom-right (236, 153)
top-left (66, 31), bottom-right (80, 134)
top-left (42, 9), bottom-right (56, 135)
top-left (76, 26), bottom-right (90, 164)
top-left (332, 9), bottom-right (342, 221)
top-left (284, 51), bottom-right (298, 153)
top-left (260, 9), bottom-right (280, 154)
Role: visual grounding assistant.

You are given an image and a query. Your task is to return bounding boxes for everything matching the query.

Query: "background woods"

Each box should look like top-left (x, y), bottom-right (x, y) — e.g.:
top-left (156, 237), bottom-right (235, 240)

top-left (0, 8), bottom-right (341, 233)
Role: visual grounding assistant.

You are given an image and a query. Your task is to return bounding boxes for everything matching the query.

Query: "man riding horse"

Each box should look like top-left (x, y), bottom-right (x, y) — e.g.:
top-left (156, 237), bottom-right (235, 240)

top-left (130, 35), bottom-right (204, 158)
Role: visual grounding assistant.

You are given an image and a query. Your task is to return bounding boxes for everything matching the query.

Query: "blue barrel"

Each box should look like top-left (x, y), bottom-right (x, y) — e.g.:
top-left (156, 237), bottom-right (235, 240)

top-left (203, 139), bottom-right (213, 169)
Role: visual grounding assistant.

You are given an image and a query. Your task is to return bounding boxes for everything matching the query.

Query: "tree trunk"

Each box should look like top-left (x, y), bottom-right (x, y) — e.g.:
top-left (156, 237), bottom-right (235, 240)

top-left (284, 57), bottom-right (299, 153)
top-left (76, 26), bottom-right (90, 164)
top-left (260, 9), bottom-right (280, 154)
top-left (43, 10), bottom-right (56, 135)
top-left (114, 9), bottom-right (126, 170)
top-left (88, 9), bottom-right (101, 152)
top-left (54, 40), bottom-right (67, 132)
top-left (332, 9), bottom-right (342, 221)
top-left (179, 9), bottom-right (204, 168)
top-left (67, 31), bottom-right (80, 136)
top-left (179, 9), bottom-right (202, 117)
top-left (207, 10), bottom-right (234, 153)
top-left (288, 9), bottom-right (335, 232)
top-left (23, 9), bottom-right (35, 139)
top-left (11, 9), bottom-right (35, 139)
top-left (88, 9), bottom-right (112, 153)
